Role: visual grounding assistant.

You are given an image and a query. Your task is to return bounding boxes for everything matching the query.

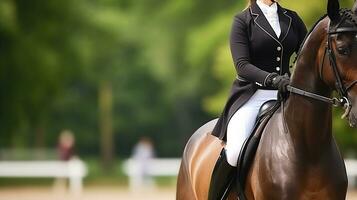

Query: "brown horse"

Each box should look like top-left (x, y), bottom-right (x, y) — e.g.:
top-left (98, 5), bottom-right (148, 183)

top-left (176, 0), bottom-right (357, 199)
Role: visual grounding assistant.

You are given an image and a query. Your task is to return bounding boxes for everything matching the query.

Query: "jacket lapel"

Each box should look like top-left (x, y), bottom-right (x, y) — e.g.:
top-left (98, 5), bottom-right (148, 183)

top-left (277, 5), bottom-right (292, 42)
top-left (250, 2), bottom-right (279, 41)
top-left (250, 2), bottom-right (293, 43)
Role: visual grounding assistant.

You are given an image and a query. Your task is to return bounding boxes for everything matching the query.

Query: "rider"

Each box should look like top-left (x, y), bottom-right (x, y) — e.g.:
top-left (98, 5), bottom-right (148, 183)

top-left (209, 0), bottom-right (307, 199)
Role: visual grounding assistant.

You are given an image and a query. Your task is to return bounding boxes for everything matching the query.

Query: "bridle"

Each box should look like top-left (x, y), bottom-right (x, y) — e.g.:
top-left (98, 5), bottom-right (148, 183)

top-left (288, 9), bottom-right (357, 119)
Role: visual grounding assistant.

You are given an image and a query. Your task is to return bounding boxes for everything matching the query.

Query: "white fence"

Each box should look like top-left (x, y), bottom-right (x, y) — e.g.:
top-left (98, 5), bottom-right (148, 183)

top-left (0, 158), bottom-right (87, 194)
top-left (123, 158), bottom-right (181, 190)
top-left (123, 158), bottom-right (357, 189)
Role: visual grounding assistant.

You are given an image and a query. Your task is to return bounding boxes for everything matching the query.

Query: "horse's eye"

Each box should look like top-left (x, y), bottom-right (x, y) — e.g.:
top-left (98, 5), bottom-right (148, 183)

top-left (337, 46), bottom-right (351, 56)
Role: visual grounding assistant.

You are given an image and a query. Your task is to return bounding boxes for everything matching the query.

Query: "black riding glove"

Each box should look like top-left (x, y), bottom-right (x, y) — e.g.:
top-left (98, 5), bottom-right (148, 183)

top-left (265, 73), bottom-right (290, 94)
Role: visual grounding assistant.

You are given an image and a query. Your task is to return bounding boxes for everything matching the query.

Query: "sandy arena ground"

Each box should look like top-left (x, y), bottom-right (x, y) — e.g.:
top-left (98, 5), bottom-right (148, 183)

top-left (0, 186), bottom-right (356, 200)
top-left (0, 186), bottom-right (175, 200)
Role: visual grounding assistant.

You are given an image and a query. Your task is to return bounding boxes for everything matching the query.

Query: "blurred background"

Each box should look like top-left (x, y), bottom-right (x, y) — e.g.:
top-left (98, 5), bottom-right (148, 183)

top-left (1, 0), bottom-right (357, 199)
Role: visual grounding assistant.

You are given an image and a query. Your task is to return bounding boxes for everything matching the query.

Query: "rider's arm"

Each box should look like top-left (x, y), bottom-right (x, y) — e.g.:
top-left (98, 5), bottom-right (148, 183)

top-left (230, 14), bottom-right (271, 86)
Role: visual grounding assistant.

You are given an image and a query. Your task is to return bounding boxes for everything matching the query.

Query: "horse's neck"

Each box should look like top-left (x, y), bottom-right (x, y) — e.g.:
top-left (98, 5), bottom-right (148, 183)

top-left (285, 18), bottom-right (333, 158)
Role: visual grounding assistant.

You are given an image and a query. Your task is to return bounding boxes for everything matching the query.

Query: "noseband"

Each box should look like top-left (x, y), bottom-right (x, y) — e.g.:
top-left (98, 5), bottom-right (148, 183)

top-left (288, 9), bottom-right (357, 118)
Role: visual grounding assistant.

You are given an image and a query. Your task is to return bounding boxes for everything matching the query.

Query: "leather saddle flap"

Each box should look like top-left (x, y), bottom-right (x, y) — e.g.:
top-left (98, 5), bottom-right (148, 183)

top-left (235, 101), bottom-right (280, 197)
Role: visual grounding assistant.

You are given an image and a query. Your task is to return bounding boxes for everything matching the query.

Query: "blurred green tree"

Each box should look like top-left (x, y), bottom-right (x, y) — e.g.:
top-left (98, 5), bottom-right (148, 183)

top-left (0, 0), bottom-right (356, 161)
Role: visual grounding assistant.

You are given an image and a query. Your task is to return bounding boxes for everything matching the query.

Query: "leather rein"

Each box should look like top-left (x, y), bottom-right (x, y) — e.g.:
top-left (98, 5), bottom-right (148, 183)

top-left (288, 12), bottom-right (357, 119)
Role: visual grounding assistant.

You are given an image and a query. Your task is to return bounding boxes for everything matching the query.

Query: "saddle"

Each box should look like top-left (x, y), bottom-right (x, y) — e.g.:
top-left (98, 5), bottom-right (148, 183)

top-left (235, 100), bottom-right (280, 200)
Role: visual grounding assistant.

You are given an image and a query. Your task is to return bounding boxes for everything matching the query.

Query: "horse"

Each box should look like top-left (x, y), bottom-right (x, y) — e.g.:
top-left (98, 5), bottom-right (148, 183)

top-left (176, 0), bottom-right (357, 199)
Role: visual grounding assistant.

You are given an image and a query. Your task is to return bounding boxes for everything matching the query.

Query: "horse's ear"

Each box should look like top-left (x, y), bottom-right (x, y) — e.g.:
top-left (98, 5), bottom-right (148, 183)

top-left (328, 0), bottom-right (340, 22)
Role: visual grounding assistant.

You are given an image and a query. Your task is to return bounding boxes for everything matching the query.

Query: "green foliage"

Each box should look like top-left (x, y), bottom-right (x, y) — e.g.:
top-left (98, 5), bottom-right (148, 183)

top-left (1, 0), bottom-right (357, 158)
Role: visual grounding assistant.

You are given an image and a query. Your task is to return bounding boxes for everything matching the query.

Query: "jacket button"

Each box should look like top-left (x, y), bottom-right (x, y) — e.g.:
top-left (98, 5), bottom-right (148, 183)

top-left (277, 46), bottom-right (281, 51)
top-left (276, 57), bottom-right (281, 61)
top-left (276, 67), bottom-right (280, 71)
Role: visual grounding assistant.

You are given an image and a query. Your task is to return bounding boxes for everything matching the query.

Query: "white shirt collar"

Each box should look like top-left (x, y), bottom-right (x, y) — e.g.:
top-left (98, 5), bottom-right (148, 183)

top-left (256, 0), bottom-right (278, 14)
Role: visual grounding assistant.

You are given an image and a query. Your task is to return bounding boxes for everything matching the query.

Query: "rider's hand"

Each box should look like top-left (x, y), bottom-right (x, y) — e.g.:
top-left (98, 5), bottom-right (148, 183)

top-left (265, 73), bottom-right (290, 94)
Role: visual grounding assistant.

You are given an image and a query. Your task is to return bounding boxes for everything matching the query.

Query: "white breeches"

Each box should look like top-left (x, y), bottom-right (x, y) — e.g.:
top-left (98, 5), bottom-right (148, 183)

top-left (225, 89), bottom-right (278, 166)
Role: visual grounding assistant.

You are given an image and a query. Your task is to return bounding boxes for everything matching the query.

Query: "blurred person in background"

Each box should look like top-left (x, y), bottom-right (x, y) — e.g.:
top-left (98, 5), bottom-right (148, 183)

top-left (131, 137), bottom-right (155, 189)
top-left (209, 0), bottom-right (307, 199)
top-left (57, 129), bottom-right (75, 161)
top-left (54, 129), bottom-right (76, 192)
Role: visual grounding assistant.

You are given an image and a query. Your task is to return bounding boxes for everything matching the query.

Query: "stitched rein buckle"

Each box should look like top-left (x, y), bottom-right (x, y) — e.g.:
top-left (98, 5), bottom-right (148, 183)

top-left (332, 97), bottom-right (342, 107)
top-left (341, 97), bottom-right (352, 119)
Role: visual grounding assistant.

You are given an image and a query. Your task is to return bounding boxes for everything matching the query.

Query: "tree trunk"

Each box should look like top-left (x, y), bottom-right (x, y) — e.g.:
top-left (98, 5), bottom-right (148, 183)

top-left (99, 81), bottom-right (114, 170)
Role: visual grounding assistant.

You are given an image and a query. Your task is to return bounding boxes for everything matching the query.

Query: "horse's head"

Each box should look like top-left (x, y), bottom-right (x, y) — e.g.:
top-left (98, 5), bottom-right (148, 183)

top-left (321, 0), bottom-right (357, 126)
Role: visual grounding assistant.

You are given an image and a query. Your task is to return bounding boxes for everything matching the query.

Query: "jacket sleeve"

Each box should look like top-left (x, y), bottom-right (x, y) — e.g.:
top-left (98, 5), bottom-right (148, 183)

top-left (230, 14), bottom-right (270, 86)
top-left (293, 11), bottom-right (308, 53)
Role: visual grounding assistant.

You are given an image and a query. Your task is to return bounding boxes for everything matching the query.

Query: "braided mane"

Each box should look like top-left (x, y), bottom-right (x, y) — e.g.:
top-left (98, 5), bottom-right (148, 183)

top-left (339, 8), bottom-right (357, 26)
